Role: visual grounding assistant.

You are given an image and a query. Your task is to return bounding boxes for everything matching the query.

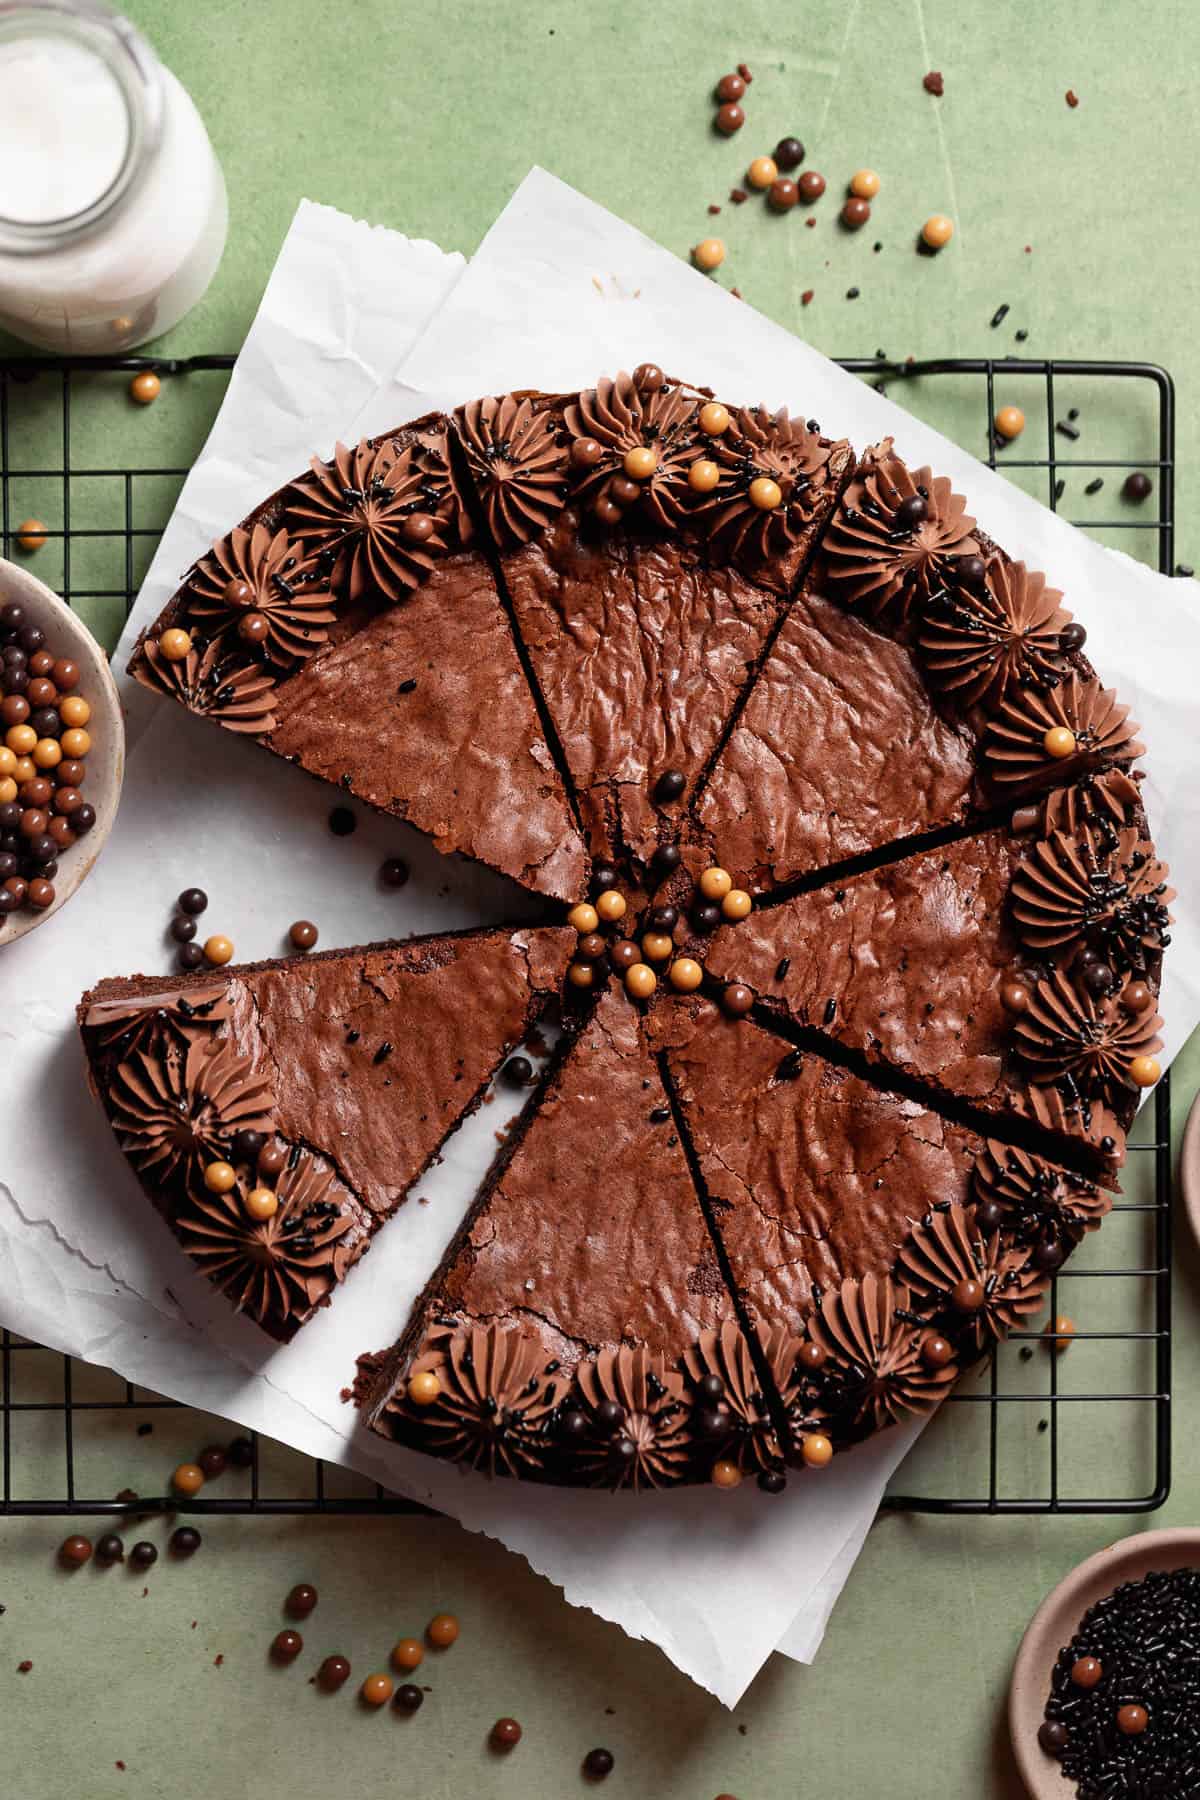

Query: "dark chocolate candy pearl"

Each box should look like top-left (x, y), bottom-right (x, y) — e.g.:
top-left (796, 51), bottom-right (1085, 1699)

top-left (578, 932), bottom-right (608, 961)
top-left (59, 1534), bottom-right (93, 1566)
top-left (691, 901), bottom-right (722, 933)
top-left (177, 887), bottom-right (208, 915)
top-left (1038, 1720), bottom-right (1069, 1756)
top-left (975, 1198), bottom-right (1005, 1232)
top-left (841, 195), bottom-right (870, 229)
top-left (722, 983), bottom-right (754, 1016)
top-left (650, 843), bottom-right (681, 877)
top-left (289, 919), bottom-right (319, 951)
top-left (797, 169), bottom-right (825, 201)
top-left (591, 863), bottom-right (618, 894)
top-left (286, 1583), bottom-right (319, 1618)
top-left (558, 1408), bottom-right (588, 1440)
top-left (893, 493), bottom-right (928, 531)
top-left (715, 72), bottom-right (745, 102)
top-left (177, 943), bottom-right (205, 970)
top-left (379, 856), bottom-right (410, 888)
top-left (95, 1533), bottom-right (125, 1563)
top-left (171, 914), bottom-right (197, 943)
top-left (775, 136), bottom-right (805, 170)
top-left (257, 1143), bottom-right (287, 1177)
top-left (594, 495), bottom-right (622, 525)
top-left (128, 1541), bottom-right (157, 1570)
top-left (1122, 471), bottom-right (1152, 503)
top-left (610, 474), bottom-right (640, 505)
top-left (1059, 621), bottom-right (1087, 653)
top-left (394, 1683), bottom-right (424, 1712)
top-left (609, 939), bottom-right (640, 972)
top-left (570, 437), bottom-right (603, 469)
top-left (583, 1747), bottom-right (615, 1778)
top-left (18, 624), bottom-right (45, 653)
top-left (318, 1656), bottom-right (352, 1692)
top-left (29, 707), bottom-right (60, 737)
top-left (633, 362), bottom-right (665, 392)
top-left (1083, 960), bottom-right (1115, 997)
top-left (198, 1445), bottom-right (227, 1479)
top-left (695, 1372), bottom-right (725, 1403)
top-left (327, 806), bottom-right (356, 836)
top-left (73, 803), bottom-right (96, 834)
top-left (956, 554), bottom-right (986, 589)
top-left (594, 1398), bottom-right (624, 1435)
top-left (649, 905), bottom-right (679, 933)
top-left (271, 1629), bottom-right (304, 1662)
top-left (502, 1055), bottom-right (534, 1088)
top-left (491, 1718), bottom-right (522, 1749)
top-left (0, 601), bottom-right (24, 631)
top-left (654, 768), bottom-right (686, 804)
top-left (169, 1526), bottom-right (202, 1556)
top-left (1034, 1236), bottom-right (1066, 1272)
top-left (757, 1469), bottom-right (787, 1495)
top-left (227, 1434), bottom-right (255, 1467)
top-left (403, 512), bottom-right (435, 544)
top-left (232, 1128), bottom-right (265, 1164)
top-left (695, 1404), bottom-right (732, 1440)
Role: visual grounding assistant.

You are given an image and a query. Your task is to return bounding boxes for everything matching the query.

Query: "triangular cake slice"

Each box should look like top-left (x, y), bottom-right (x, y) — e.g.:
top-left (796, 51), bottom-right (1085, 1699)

top-left (453, 373), bottom-right (852, 867)
top-left (651, 997), bottom-right (1108, 1463)
top-left (78, 925), bottom-right (574, 1340)
top-left (705, 821), bottom-right (1169, 1176)
top-left (365, 987), bottom-right (787, 1490)
top-left (692, 438), bottom-right (1143, 892)
top-left (127, 416), bottom-right (588, 901)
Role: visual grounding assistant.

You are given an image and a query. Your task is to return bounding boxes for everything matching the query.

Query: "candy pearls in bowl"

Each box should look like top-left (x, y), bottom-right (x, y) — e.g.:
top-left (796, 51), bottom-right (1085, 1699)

top-left (0, 559), bottom-right (124, 946)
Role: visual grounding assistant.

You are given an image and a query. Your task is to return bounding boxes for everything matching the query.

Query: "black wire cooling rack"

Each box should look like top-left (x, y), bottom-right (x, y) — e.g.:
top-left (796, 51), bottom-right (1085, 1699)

top-left (0, 353), bottom-right (1178, 1518)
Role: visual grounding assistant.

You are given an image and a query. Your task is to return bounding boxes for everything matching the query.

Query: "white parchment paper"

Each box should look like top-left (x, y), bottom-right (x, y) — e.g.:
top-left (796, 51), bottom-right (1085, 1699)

top-left (3, 175), bottom-right (1199, 1706)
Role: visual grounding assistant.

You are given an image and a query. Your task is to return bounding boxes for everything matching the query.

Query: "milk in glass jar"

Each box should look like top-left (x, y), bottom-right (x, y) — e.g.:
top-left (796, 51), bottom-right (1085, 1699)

top-left (0, 0), bottom-right (227, 351)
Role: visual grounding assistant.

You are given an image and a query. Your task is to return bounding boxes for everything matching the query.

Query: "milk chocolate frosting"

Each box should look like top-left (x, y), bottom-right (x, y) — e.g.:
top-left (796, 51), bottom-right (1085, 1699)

top-left (896, 1203), bottom-right (1048, 1350)
top-left (698, 405), bottom-right (835, 560)
top-left (137, 638), bottom-right (278, 736)
top-left (683, 1321), bottom-right (794, 1474)
top-left (457, 395), bottom-right (570, 546)
top-left (804, 1274), bottom-right (957, 1432)
top-left (1013, 969), bottom-right (1164, 1099)
top-left (822, 441), bottom-right (978, 624)
top-left (386, 1324), bottom-right (567, 1479)
top-left (575, 1347), bottom-right (692, 1490)
top-left (109, 1038), bottom-right (274, 1186)
top-left (1011, 826), bottom-right (1174, 968)
top-left (187, 522), bottom-right (336, 667)
top-left (286, 436), bottom-right (454, 600)
top-left (565, 371), bottom-right (702, 530)
top-left (919, 559), bottom-right (1071, 708)
top-left (82, 982), bottom-right (230, 1057)
top-left (972, 1140), bottom-right (1110, 1235)
top-left (984, 673), bottom-right (1144, 792)
top-left (1042, 767), bottom-right (1141, 836)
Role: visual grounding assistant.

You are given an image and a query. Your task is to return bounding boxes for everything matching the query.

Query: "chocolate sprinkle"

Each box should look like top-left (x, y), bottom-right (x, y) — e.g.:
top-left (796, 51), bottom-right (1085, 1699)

top-left (1056, 421), bottom-right (1081, 441)
top-left (990, 304), bottom-right (1010, 329)
top-left (1085, 478), bottom-right (1104, 495)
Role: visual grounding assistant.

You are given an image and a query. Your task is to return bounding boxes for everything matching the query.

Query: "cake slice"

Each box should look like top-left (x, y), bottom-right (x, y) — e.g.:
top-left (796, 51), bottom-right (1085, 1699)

top-left (453, 373), bottom-right (852, 867)
top-left (127, 416), bottom-right (588, 902)
top-left (366, 986), bottom-right (789, 1489)
top-left (692, 439), bottom-right (1143, 893)
top-left (705, 821), bottom-right (1168, 1176)
top-left (651, 997), bottom-right (1108, 1461)
top-left (79, 925), bottom-right (574, 1340)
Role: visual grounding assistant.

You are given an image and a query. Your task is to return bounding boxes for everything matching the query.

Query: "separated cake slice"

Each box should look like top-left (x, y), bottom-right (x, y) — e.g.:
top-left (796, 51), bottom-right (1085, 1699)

top-left (127, 416), bottom-right (588, 902)
top-left (365, 986), bottom-right (790, 1490)
top-left (78, 925), bottom-right (575, 1340)
top-left (651, 997), bottom-right (1109, 1463)
top-left (705, 816), bottom-right (1169, 1177)
top-left (452, 372), bottom-right (852, 868)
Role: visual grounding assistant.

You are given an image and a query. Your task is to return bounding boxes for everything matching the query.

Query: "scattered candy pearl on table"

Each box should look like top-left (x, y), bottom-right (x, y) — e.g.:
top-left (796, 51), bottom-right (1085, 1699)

top-left (715, 72), bottom-right (745, 101)
top-left (692, 237), bottom-right (726, 272)
top-left (921, 213), bottom-right (955, 249)
top-left (491, 1718), bottom-right (523, 1749)
top-left (426, 1612), bottom-right (459, 1648)
top-left (850, 168), bottom-right (881, 198)
top-left (394, 1683), bottom-right (424, 1712)
top-left (798, 170), bottom-right (826, 201)
top-left (170, 1526), bottom-right (202, 1556)
top-left (775, 136), bottom-right (805, 170)
top-left (994, 403), bottom-right (1026, 440)
top-left (1045, 1314), bottom-right (1077, 1352)
top-left (715, 103), bottom-right (744, 135)
top-left (203, 933), bottom-right (234, 966)
top-left (801, 1433), bottom-right (834, 1468)
top-left (710, 1459), bottom-right (742, 1489)
top-left (128, 1541), bottom-right (157, 1570)
top-left (841, 196), bottom-right (871, 229)
top-left (198, 1446), bottom-right (226, 1478)
top-left (289, 919), bottom-right (318, 950)
top-left (1123, 470), bottom-right (1152, 503)
top-left (746, 155), bottom-right (777, 189)
top-left (391, 1637), bottom-right (424, 1672)
top-left (360, 1673), bottom-right (393, 1706)
top-left (171, 1462), bottom-right (205, 1496)
top-left (271, 1629), bottom-right (304, 1662)
top-left (129, 371), bottom-right (160, 405)
top-left (768, 178), bottom-right (798, 212)
top-left (16, 519), bottom-right (46, 553)
top-left (59, 1534), bottom-right (92, 1566)
top-left (317, 1656), bottom-right (351, 1692)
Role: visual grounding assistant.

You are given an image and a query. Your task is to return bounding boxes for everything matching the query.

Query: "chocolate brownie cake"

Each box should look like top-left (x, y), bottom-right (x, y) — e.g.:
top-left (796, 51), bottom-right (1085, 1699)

top-left (86, 371), bottom-right (1171, 1494)
top-left (79, 925), bottom-right (574, 1338)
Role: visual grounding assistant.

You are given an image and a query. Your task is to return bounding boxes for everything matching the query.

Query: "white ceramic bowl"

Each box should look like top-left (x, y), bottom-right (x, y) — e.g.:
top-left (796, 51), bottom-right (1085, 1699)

top-left (0, 558), bottom-right (124, 945)
top-left (1009, 1526), bottom-right (1200, 1797)
top-left (1180, 1089), bottom-right (1200, 1249)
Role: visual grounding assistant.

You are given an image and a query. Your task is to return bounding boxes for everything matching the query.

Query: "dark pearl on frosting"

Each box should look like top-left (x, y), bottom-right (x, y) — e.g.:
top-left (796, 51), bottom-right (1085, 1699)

top-left (258, 1142), bottom-right (287, 1177)
top-left (1000, 981), bottom-right (1030, 1013)
top-left (232, 1128), bottom-right (265, 1163)
top-left (1122, 980), bottom-right (1154, 1013)
top-left (610, 475), bottom-right (640, 505)
top-left (796, 1342), bottom-right (827, 1371)
top-left (238, 612), bottom-right (269, 645)
top-left (956, 554), bottom-right (986, 589)
top-left (695, 1372), bottom-right (725, 1402)
top-left (695, 1405), bottom-right (732, 1439)
top-left (402, 513), bottom-right (435, 543)
top-left (1060, 621), bottom-right (1087, 652)
top-left (951, 1278), bottom-right (985, 1312)
top-left (975, 1198), bottom-right (1005, 1232)
top-left (571, 437), bottom-right (603, 469)
top-left (1033, 1237), bottom-right (1065, 1272)
top-left (594, 496), bottom-right (622, 525)
top-left (223, 578), bottom-right (254, 609)
top-left (558, 1408), bottom-right (588, 1439)
top-left (633, 362), bottom-right (665, 392)
top-left (922, 1335), bottom-right (955, 1368)
top-left (893, 493), bottom-right (928, 531)
top-left (594, 1398), bottom-right (624, 1435)
top-left (654, 768), bottom-right (686, 804)
top-left (1082, 960), bottom-right (1115, 997)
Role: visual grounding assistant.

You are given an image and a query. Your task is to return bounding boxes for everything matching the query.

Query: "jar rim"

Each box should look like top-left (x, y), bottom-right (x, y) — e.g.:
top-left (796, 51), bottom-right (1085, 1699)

top-left (0, 0), bottom-right (163, 253)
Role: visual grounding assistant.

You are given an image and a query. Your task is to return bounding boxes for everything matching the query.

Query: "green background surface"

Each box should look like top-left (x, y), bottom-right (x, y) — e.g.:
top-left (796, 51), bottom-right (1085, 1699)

top-left (3, 3), bottom-right (1200, 1797)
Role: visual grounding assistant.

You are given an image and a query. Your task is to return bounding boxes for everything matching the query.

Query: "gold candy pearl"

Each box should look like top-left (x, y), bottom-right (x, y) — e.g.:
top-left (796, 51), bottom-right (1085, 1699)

top-left (244, 1186), bottom-right (279, 1221)
top-left (407, 1371), bottom-right (441, 1408)
top-left (58, 696), bottom-right (90, 728)
top-left (158, 627), bottom-right (192, 662)
top-left (921, 213), bottom-right (955, 249)
top-left (12, 757), bottom-right (34, 783)
top-left (203, 934), bottom-right (235, 966)
top-left (0, 747), bottom-right (15, 777)
top-left (567, 901), bottom-right (600, 934)
top-left (203, 1160), bottom-right (236, 1194)
top-left (692, 237), bottom-right (725, 272)
top-left (721, 888), bottom-right (752, 921)
top-left (1044, 1314), bottom-right (1076, 1353)
top-left (641, 932), bottom-right (674, 963)
top-left (749, 476), bottom-right (783, 511)
top-left (33, 738), bottom-right (62, 769)
top-left (800, 1433), bottom-right (834, 1468)
top-left (688, 458), bottom-right (721, 493)
top-left (0, 778), bottom-right (15, 805)
top-left (172, 1462), bottom-right (205, 1495)
top-left (60, 728), bottom-right (91, 759)
top-left (747, 155), bottom-right (778, 190)
top-left (567, 961), bottom-right (595, 989)
top-left (994, 403), bottom-right (1025, 440)
top-left (624, 962), bottom-right (657, 1001)
top-left (129, 371), bottom-right (161, 405)
top-left (1043, 725), bottom-right (1077, 759)
top-left (623, 445), bottom-right (658, 481)
top-left (594, 889), bottom-right (627, 923)
top-left (850, 168), bottom-right (881, 198)
top-left (16, 518), bottom-right (46, 553)
top-left (668, 958), bottom-right (704, 992)
top-left (5, 724), bottom-right (36, 755)
top-left (699, 402), bottom-right (731, 435)
top-left (1129, 1055), bottom-right (1161, 1088)
top-left (699, 866), bottom-right (733, 900)
top-left (710, 1459), bottom-right (743, 1489)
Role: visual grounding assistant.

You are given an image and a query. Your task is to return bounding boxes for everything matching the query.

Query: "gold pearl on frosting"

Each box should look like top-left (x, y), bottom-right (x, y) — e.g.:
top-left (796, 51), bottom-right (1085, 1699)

top-left (699, 402), bottom-right (730, 435)
top-left (749, 476), bottom-right (783, 510)
top-left (721, 888), bottom-right (752, 921)
top-left (244, 1186), bottom-right (279, 1221)
top-left (624, 963), bottom-right (657, 1001)
top-left (407, 1371), bottom-right (441, 1407)
top-left (800, 1433), bottom-right (834, 1468)
top-left (699, 866), bottom-right (733, 900)
top-left (688, 458), bottom-right (721, 493)
top-left (594, 889), bottom-right (627, 923)
top-left (159, 628), bottom-right (192, 662)
top-left (1043, 725), bottom-right (1077, 759)
top-left (1129, 1055), bottom-right (1161, 1088)
top-left (568, 902), bottom-right (600, 934)
top-left (668, 958), bottom-right (704, 992)
top-left (623, 445), bottom-right (658, 481)
top-left (710, 1459), bottom-right (742, 1488)
top-left (203, 1161), bottom-right (236, 1194)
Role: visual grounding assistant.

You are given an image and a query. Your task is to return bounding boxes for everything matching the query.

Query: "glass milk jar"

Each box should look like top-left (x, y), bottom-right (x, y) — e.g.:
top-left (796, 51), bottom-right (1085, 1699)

top-left (0, 0), bottom-right (227, 352)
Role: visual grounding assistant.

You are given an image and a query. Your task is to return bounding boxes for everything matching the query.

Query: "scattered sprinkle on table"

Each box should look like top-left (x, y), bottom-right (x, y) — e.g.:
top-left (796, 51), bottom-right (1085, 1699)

top-left (990, 303), bottom-right (1010, 328)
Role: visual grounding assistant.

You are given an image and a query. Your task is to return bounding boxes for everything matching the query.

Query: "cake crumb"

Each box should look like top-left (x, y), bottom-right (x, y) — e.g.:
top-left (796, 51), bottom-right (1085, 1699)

top-left (923, 70), bottom-right (944, 96)
top-left (17, 1660), bottom-right (32, 1673)
top-left (707, 203), bottom-right (721, 215)
top-left (804, 216), bottom-right (816, 228)
top-left (737, 62), bottom-right (752, 82)
top-left (729, 187), bottom-right (747, 205)
top-left (115, 1762), bottom-right (126, 1772)
top-left (801, 290), bottom-right (814, 306)
top-left (214, 1654), bottom-right (224, 1667)
top-left (1065, 88), bottom-right (1079, 107)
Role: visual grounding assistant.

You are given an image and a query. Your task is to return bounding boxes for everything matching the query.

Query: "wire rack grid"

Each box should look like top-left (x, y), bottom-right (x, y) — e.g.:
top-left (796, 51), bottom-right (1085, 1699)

top-left (0, 352), bottom-right (1177, 1518)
